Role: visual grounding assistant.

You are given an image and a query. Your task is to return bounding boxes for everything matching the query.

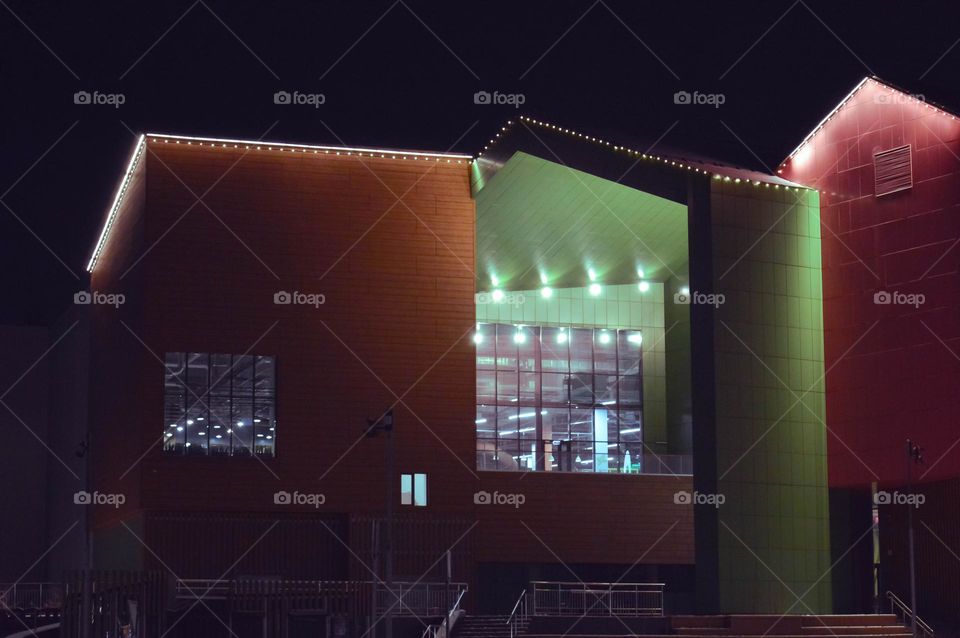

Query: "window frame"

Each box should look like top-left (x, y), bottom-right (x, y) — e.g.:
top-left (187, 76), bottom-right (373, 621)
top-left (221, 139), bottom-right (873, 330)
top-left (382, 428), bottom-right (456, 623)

top-left (163, 351), bottom-right (278, 458)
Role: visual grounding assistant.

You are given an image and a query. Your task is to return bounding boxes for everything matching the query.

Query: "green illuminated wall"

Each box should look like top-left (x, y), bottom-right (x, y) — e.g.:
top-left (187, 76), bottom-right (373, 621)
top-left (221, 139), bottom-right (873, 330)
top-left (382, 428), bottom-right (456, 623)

top-left (707, 181), bottom-right (830, 613)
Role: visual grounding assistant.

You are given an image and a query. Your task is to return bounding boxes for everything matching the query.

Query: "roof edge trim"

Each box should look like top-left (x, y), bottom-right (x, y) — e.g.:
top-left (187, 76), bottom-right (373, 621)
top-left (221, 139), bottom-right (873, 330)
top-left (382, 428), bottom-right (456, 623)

top-left (86, 134), bottom-right (146, 272)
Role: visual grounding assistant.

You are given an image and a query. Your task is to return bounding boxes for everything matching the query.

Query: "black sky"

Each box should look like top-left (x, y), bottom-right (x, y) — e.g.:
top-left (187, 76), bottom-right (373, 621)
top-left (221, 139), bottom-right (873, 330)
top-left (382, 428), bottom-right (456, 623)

top-left (3, 0), bottom-right (959, 324)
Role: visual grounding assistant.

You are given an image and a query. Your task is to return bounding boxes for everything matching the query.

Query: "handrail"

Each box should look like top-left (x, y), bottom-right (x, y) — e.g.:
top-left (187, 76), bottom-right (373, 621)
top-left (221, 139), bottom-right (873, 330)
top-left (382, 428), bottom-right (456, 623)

top-left (421, 587), bottom-right (467, 638)
top-left (0, 583), bottom-right (64, 610)
top-left (530, 581), bottom-right (664, 617)
top-left (887, 591), bottom-right (934, 638)
top-left (506, 589), bottom-right (528, 638)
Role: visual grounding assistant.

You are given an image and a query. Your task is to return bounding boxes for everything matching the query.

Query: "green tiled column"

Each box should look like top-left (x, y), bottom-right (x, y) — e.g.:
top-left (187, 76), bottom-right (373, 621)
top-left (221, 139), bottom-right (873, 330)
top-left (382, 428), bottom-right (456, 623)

top-left (706, 180), bottom-right (831, 613)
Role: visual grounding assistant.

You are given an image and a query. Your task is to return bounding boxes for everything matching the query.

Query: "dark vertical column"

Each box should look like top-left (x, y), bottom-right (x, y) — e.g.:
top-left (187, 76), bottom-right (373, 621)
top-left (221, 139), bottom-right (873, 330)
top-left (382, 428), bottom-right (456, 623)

top-left (686, 174), bottom-right (719, 614)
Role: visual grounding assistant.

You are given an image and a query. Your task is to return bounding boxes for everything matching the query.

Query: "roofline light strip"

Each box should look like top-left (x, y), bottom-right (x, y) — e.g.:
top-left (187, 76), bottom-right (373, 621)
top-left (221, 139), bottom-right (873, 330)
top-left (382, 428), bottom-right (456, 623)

top-left (785, 77), bottom-right (870, 161)
top-left (485, 116), bottom-right (809, 190)
top-left (87, 133), bottom-right (473, 272)
top-left (86, 134), bottom-right (146, 272)
top-left (785, 76), bottom-right (959, 164)
top-left (145, 133), bottom-right (473, 160)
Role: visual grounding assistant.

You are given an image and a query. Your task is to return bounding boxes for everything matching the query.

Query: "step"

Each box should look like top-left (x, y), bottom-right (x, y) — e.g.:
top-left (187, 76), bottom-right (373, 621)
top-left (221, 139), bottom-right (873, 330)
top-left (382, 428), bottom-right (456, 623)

top-left (801, 616), bottom-right (899, 628)
top-left (801, 628), bottom-right (909, 636)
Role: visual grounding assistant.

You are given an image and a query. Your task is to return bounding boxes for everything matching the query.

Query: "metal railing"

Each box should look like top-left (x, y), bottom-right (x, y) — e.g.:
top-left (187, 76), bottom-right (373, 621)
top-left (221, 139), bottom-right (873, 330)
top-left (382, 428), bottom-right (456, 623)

top-left (506, 589), bottom-right (528, 638)
top-left (175, 578), bottom-right (232, 600)
top-left (531, 581), bottom-right (664, 616)
top-left (0, 583), bottom-right (64, 610)
top-left (887, 591), bottom-right (934, 638)
top-left (377, 581), bottom-right (469, 617)
top-left (420, 587), bottom-right (467, 638)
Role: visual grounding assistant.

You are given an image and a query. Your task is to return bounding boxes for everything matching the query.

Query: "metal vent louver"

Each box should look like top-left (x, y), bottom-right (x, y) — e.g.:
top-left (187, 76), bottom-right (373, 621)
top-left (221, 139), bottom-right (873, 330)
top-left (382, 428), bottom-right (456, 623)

top-left (874, 144), bottom-right (912, 197)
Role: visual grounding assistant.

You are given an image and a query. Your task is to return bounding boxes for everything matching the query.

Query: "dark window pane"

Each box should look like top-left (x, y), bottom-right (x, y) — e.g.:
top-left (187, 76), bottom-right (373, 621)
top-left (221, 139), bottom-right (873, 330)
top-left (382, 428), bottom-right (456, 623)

top-left (618, 330), bottom-right (643, 374)
top-left (254, 402), bottom-right (275, 456)
top-left (542, 373), bottom-right (568, 404)
top-left (595, 374), bottom-right (618, 406)
top-left (476, 370), bottom-right (496, 403)
top-left (186, 404), bottom-right (208, 454)
top-left (186, 353), bottom-right (209, 399)
top-left (570, 408), bottom-right (593, 439)
top-left (617, 376), bottom-right (642, 406)
top-left (475, 405), bottom-right (497, 438)
top-left (618, 410), bottom-right (642, 442)
top-left (210, 354), bottom-right (232, 394)
top-left (476, 323), bottom-right (496, 370)
top-left (519, 372), bottom-right (538, 403)
top-left (541, 408), bottom-right (570, 441)
top-left (476, 438), bottom-right (499, 470)
top-left (209, 396), bottom-right (232, 456)
top-left (233, 355), bottom-right (255, 394)
top-left (569, 373), bottom-right (594, 405)
top-left (496, 371), bottom-right (518, 403)
top-left (231, 396), bottom-right (254, 457)
top-left (497, 406), bottom-right (518, 438)
top-left (571, 440), bottom-right (594, 472)
top-left (496, 439), bottom-right (522, 472)
top-left (540, 328), bottom-right (569, 373)
top-left (594, 330), bottom-right (617, 373)
top-left (495, 324), bottom-right (517, 370)
top-left (255, 356), bottom-right (275, 396)
top-left (517, 326), bottom-right (538, 371)
top-left (569, 328), bottom-right (593, 372)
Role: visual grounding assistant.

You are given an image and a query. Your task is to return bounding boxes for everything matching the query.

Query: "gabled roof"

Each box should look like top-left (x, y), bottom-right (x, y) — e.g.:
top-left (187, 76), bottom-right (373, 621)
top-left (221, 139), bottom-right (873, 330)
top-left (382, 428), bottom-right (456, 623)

top-left (477, 115), bottom-right (807, 189)
top-left (778, 75), bottom-right (960, 171)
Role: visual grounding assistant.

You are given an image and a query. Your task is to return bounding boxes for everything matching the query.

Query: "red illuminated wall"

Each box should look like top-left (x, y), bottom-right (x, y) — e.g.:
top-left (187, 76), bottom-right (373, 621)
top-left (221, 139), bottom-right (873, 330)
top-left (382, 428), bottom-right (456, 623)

top-left (780, 78), bottom-right (960, 488)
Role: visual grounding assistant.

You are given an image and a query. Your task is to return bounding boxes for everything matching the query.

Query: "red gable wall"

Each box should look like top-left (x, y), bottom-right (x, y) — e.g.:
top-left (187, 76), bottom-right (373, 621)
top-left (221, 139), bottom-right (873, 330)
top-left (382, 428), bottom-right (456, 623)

top-left (780, 78), bottom-right (960, 488)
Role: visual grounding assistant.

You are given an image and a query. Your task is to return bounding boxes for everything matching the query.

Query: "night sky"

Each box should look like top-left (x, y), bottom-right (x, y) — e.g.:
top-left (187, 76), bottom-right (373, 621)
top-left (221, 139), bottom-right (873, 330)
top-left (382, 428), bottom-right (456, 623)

top-left (3, 0), bottom-right (959, 324)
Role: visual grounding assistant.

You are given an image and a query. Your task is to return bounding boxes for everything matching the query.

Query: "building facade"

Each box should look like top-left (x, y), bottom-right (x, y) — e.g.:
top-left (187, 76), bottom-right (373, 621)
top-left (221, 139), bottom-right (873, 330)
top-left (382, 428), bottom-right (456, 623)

top-left (35, 75), bottom-right (954, 626)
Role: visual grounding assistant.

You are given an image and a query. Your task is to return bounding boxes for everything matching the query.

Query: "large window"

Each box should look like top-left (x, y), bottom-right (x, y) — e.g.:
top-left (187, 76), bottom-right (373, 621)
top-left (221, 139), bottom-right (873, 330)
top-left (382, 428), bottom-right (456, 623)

top-left (475, 323), bottom-right (643, 473)
top-left (164, 352), bottom-right (276, 457)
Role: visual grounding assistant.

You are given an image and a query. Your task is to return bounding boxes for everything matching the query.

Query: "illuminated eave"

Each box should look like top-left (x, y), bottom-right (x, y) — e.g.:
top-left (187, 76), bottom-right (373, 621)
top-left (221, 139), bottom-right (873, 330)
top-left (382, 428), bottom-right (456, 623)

top-left (85, 134), bottom-right (147, 272)
top-left (86, 133), bottom-right (474, 273)
top-left (782, 76), bottom-right (960, 169)
top-left (479, 116), bottom-right (807, 190)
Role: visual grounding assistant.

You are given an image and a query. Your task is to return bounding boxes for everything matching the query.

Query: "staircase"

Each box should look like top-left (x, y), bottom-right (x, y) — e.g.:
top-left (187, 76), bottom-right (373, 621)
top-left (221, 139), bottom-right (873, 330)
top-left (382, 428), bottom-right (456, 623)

top-left (670, 614), bottom-right (915, 638)
top-left (454, 614), bottom-right (529, 638)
